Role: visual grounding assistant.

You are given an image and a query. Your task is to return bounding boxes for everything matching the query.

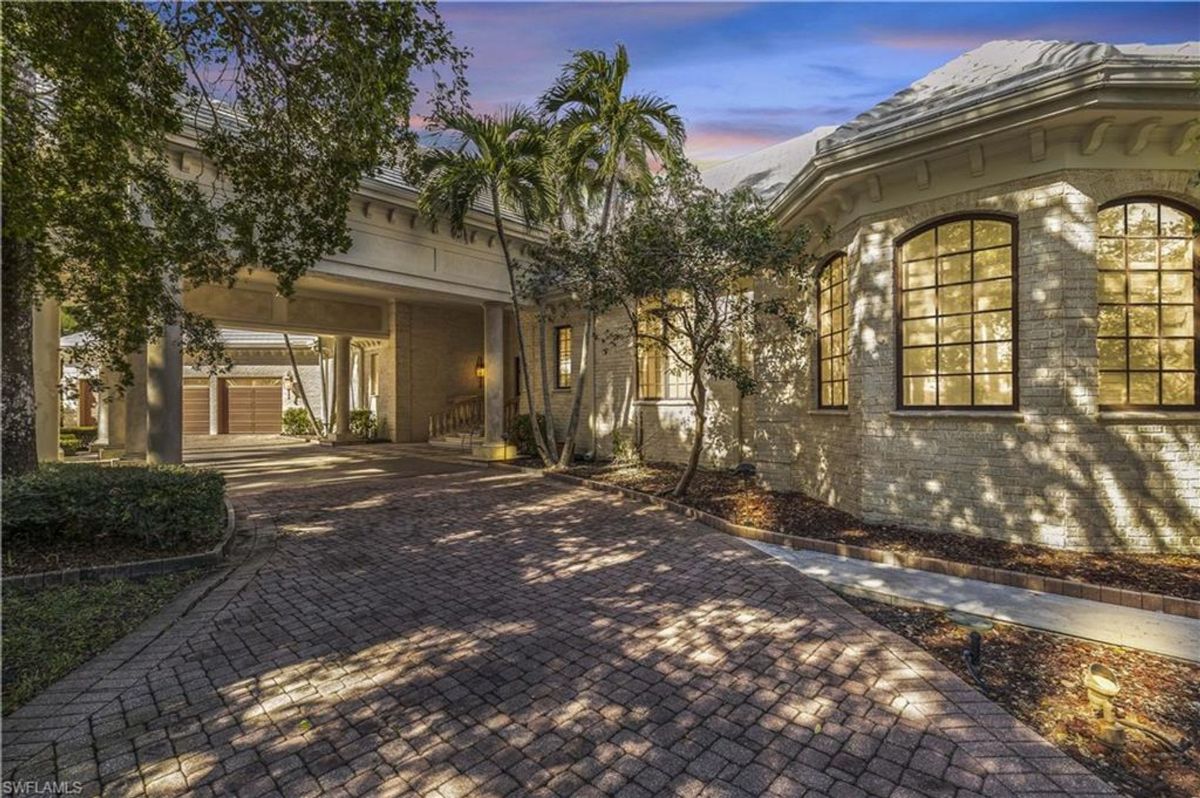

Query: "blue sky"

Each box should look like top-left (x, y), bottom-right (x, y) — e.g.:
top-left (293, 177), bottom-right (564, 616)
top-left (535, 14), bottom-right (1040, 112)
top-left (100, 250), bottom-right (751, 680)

top-left (431, 2), bottom-right (1198, 164)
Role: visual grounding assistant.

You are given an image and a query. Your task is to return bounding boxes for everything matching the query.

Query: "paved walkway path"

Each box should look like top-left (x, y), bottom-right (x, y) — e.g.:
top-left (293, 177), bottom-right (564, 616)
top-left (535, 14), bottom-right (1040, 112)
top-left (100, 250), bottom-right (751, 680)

top-left (2, 445), bottom-right (1114, 797)
top-left (749, 542), bottom-right (1200, 663)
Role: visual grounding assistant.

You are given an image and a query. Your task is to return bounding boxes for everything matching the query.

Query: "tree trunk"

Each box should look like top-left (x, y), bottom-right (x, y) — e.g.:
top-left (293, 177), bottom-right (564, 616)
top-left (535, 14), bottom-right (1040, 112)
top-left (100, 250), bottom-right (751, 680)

top-left (536, 303), bottom-right (558, 460)
top-left (672, 370), bottom-right (707, 498)
top-left (552, 173), bottom-right (618, 468)
top-left (283, 333), bottom-right (322, 437)
top-left (492, 192), bottom-right (554, 465)
top-left (1, 235), bottom-right (39, 478)
top-left (555, 308), bottom-right (593, 469)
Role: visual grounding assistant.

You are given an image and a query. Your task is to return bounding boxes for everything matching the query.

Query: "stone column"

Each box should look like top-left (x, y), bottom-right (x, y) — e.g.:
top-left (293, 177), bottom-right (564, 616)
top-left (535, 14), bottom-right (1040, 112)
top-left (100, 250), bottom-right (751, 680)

top-left (146, 310), bottom-right (183, 464)
top-left (354, 346), bottom-right (366, 411)
top-left (472, 301), bottom-right (515, 461)
top-left (96, 368), bottom-right (127, 452)
top-left (32, 298), bottom-right (61, 462)
top-left (208, 374), bottom-right (220, 435)
top-left (333, 334), bottom-right (352, 442)
top-left (124, 349), bottom-right (148, 459)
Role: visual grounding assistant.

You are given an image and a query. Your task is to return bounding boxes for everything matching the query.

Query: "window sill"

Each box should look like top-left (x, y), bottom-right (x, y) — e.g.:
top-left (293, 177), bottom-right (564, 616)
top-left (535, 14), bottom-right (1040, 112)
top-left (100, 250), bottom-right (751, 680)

top-left (633, 399), bottom-right (693, 407)
top-left (809, 408), bottom-right (850, 416)
top-left (889, 409), bottom-right (1023, 421)
top-left (1097, 411), bottom-right (1200, 423)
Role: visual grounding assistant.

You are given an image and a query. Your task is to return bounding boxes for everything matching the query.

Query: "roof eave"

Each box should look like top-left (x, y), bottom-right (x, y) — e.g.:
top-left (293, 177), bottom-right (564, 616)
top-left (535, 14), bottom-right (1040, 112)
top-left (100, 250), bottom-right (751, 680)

top-left (770, 58), bottom-right (1200, 225)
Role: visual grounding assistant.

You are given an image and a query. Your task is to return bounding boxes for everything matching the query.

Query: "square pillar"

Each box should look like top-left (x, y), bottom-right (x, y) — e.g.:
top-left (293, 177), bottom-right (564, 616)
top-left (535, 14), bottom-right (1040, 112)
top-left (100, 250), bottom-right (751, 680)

top-left (473, 301), bottom-right (515, 461)
top-left (32, 298), bottom-right (60, 462)
top-left (147, 310), bottom-right (183, 464)
top-left (123, 349), bottom-right (148, 459)
top-left (208, 373), bottom-right (220, 435)
top-left (332, 334), bottom-right (353, 442)
top-left (96, 367), bottom-right (126, 451)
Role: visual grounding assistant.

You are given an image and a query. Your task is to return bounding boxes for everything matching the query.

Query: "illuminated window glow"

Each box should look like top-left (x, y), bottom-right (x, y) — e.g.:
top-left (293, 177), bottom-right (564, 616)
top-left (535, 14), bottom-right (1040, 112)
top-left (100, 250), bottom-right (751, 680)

top-left (897, 217), bottom-right (1016, 408)
top-left (817, 254), bottom-right (849, 408)
top-left (1097, 199), bottom-right (1197, 408)
top-left (555, 326), bottom-right (572, 389)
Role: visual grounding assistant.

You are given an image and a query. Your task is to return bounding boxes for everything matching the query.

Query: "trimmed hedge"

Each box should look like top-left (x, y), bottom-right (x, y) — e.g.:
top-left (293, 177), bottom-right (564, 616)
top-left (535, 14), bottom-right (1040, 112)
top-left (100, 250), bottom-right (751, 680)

top-left (282, 407), bottom-right (319, 436)
top-left (350, 409), bottom-right (377, 439)
top-left (2, 464), bottom-right (226, 551)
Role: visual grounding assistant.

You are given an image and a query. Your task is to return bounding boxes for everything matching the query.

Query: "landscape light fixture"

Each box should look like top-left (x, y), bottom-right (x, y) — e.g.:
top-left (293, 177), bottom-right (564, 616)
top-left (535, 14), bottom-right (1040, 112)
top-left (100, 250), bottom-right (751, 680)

top-left (1082, 663), bottom-right (1126, 748)
top-left (1081, 663), bottom-right (1191, 753)
top-left (945, 611), bottom-right (995, 696)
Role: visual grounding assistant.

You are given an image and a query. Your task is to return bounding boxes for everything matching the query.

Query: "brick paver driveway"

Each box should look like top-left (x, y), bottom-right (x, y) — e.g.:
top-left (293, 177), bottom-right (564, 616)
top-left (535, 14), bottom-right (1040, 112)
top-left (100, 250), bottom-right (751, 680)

top-left (2, 445), bottom-right (1114, 798)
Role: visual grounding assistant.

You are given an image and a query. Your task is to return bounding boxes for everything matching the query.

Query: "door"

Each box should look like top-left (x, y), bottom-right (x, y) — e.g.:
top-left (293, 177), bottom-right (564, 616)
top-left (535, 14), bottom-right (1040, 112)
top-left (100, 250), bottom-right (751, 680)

top-left (182, 378), bottom-right (210, 436)
top-left (220, 378), bottom-right (283, 434)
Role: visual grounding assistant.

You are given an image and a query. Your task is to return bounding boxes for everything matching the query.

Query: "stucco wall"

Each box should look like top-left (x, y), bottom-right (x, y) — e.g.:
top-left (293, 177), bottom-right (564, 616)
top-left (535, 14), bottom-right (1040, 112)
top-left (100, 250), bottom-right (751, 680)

top-left (381, 301), bottom-right (484, 442)
top-left (772, 168), bottom-right (1200, 551)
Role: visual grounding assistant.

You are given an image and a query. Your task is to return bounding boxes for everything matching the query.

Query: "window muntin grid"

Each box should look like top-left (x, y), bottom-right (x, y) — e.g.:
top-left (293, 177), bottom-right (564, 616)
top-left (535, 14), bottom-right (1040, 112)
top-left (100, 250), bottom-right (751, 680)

top-left (636, 301), bottom-right (688, 400)
top-left (897, 217), bottom-right (1016, 408)
top-left (1097, 200), bottom-right (1198, 408)
top-left (555, 326), bottom-right (572, 389)
top-left (817, 254), bottom-right (849, 408)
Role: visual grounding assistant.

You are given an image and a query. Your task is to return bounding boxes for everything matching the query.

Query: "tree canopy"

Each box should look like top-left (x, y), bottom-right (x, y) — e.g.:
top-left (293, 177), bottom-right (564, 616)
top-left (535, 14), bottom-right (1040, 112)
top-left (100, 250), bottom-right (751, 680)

top-left (609, 165), bottom-right (814, 495)
top-left (1, 1), bottom-right (466, 474)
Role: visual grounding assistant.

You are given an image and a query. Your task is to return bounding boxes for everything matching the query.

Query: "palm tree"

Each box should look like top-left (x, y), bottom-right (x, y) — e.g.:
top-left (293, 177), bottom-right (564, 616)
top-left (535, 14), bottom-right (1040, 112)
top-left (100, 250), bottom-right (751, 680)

top-left (418, 106), bottom-right (557, 464)
top-left (540, 44), bottom-right (685, 467)
top-left (541, 44), bottom-right (685, 235)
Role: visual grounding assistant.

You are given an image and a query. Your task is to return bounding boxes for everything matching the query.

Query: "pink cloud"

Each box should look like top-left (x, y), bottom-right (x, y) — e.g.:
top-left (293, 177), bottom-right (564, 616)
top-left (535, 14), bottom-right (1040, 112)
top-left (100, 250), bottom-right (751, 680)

top-left (685, 126), bottom-right (786, 162)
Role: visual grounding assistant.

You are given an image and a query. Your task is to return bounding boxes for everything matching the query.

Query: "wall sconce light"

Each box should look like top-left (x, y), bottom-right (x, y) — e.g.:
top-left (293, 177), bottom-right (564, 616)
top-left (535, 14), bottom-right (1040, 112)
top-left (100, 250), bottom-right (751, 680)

top-left (475, 356), bottom-right (485, 387)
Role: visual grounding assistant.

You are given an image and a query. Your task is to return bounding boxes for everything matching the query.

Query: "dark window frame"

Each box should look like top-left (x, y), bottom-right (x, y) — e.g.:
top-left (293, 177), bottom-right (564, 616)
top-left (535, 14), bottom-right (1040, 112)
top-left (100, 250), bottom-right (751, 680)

top-left (893, 212), bottom-right (1020, 411)
top-left (554, 325), bottom-right (573, 390)
top-left (1096, 195), bottom-right (1200, 411)
top-left (816, 252), bottom-right (850, 409)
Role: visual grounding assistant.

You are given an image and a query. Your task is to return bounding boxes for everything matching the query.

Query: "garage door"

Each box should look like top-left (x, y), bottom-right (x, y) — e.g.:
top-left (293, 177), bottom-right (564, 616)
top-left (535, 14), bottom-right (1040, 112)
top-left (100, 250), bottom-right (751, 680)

top-left (183, 378), bottom-right (210, 435)
top-left (221, 378), bottom-right (282, 434)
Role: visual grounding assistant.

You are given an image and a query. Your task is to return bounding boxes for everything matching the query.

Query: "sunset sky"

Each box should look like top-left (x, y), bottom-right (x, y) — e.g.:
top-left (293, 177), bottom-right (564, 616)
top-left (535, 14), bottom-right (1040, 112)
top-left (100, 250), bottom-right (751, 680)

top-left (431, 2), bottom-right (1198, 165)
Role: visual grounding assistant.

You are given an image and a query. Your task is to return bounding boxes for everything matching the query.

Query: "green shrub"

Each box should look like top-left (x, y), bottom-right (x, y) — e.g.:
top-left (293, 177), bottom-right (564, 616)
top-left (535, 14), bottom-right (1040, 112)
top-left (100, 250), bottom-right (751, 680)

top-left (282, 407), bottom-right (320, 436)
top-left (60, 426), bottom-right (98, 448)
top-left (611, 429), bottom-right (641, 465)
top-left (509, 413), bottom-right (550, 457)
top-left (2, 464), bottom-right (226, 551)
top-left (349, 409), bottom-right (377, 439)
top-left (59, 434), bottom-right (82, 456)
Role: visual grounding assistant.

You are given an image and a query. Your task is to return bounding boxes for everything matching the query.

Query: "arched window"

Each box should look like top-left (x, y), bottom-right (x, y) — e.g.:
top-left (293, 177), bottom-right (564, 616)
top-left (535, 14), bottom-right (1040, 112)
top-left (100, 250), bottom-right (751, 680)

top-left (817, 254), bottom-right (849, 408)
top-left (1097, 198), bottom-right (1198, 408)
top-left (896, 215), bottom-right (1016, 408)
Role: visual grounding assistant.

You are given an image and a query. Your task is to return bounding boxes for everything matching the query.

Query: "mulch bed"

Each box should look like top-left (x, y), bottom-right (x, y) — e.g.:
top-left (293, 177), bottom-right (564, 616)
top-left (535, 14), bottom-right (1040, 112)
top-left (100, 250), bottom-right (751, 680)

top-left (565, 462), bottom-right (1200, 600)
top-left (3, 538), bottom-right (218, 577)
top-left (844, 595), bottom-right (1200, 798)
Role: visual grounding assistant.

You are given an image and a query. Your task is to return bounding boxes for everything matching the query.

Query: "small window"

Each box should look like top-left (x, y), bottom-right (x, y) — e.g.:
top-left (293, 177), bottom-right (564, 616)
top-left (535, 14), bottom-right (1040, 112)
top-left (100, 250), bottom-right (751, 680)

top-left (817, 254), bottom-right (849, 407)
top-left (555, 326), bottom-right (572, 389)
top-left (897, 215), bottom-right (1017, 409)
top-left (1097, 198), bottom-right (1198, 408)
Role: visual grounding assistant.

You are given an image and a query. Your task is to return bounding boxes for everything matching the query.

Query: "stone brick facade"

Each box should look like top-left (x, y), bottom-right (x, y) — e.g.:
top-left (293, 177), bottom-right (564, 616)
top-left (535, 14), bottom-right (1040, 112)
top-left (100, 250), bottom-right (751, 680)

top-left (785, 169), bottom-right (1200, 552)
top-left (541, 169), bottom-right (1199, 552)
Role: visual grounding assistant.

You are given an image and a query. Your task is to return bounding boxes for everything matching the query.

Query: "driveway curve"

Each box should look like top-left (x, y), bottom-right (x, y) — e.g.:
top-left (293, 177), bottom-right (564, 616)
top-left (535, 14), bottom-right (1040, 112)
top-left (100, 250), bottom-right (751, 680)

top-left (2, 445), bottom-right (1113, 797)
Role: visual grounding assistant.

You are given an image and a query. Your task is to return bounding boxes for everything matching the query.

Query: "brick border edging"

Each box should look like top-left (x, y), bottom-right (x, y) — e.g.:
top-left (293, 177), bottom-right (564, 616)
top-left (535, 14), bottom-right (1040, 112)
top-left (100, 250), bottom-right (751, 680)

top-left (1, 498), bottom-right (238, 592)
top-left (485, 461), bottom-right (1200, 621)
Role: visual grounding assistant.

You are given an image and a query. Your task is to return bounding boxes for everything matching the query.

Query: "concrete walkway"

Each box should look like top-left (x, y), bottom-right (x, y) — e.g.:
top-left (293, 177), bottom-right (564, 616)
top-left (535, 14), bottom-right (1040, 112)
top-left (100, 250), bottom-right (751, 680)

top-left (749, 541), bottom-right (1200, 663)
